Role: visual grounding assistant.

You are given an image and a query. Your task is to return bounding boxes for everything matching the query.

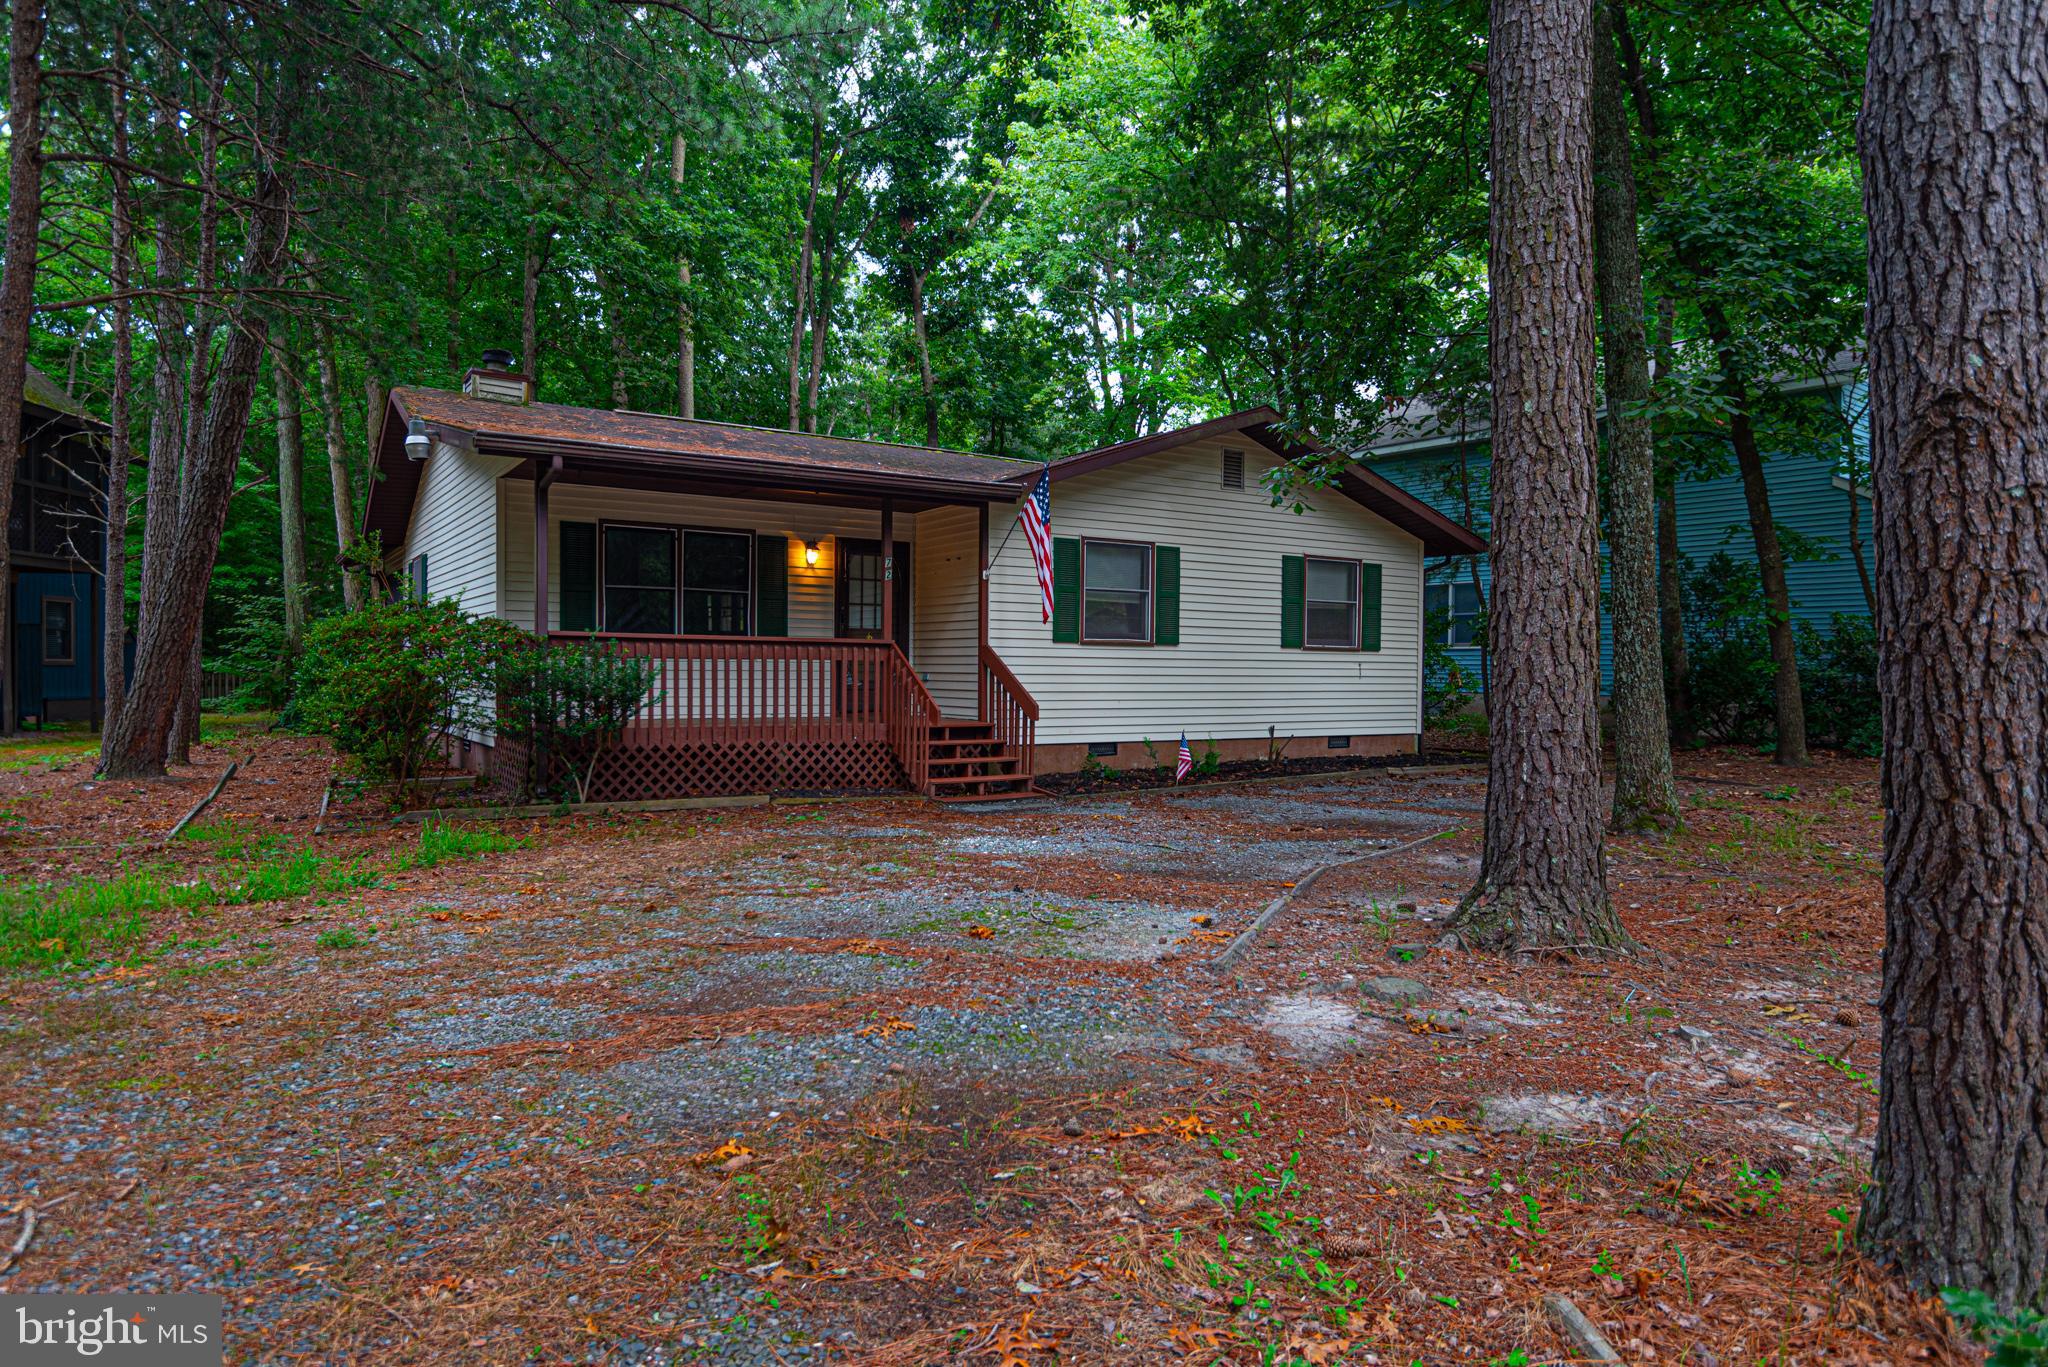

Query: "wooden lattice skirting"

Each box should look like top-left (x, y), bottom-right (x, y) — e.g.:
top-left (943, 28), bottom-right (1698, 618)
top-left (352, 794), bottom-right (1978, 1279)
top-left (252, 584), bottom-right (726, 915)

top-left (583, 739), bottom-right (908, 802)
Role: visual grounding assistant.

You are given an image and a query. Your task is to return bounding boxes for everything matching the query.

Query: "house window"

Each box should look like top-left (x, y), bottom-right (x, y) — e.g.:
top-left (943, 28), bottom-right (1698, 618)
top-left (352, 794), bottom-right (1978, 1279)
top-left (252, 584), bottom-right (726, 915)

top-left (681, 530), bottom-right (752, 635)
top-left (1082, 539), bottom-right (1152, 642)
top-left (1304, 557), bottom-right (1361, 649)
top-left (406, 553), bottom-right (428, 601)
top-left (1424, 582), bottom-right (1483, 646)
top-left (602, 525), bottom-right (678, 633)
top-left (41, 597), bottom-right (74, 665)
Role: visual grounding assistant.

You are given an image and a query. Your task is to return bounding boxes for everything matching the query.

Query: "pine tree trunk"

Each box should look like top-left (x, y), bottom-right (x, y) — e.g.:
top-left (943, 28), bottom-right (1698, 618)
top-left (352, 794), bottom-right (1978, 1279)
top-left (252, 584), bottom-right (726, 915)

top-left (312, 320), bottom-right (361, 611)
top-left (1591, 3), bottom-right (1677, 833)
top-left (273, 343), bottom-right (308, 654)
top-left (0, 0), bottom-right (46, 736)
top-left (1650, 295), bottom-right (1691, 743)
top-left (1858, 0), bottom-right (2048, 1308)
top-left (520, 222), bottom-right (549, 392)
top-left (1449, 0), bottom-right (1628, 956)
top-left (788, 118), bottom-right (822, 433)
top-left (1702, 300), bottom-right (1808, 764)
top-left (673, 135), bottom-right (694, 420)
top-left (910, 268), bottom-right (938, 447)
top-left (103, 49), bottom-right (133, 730)
top-left (102, 170), bottom-right (292, 779)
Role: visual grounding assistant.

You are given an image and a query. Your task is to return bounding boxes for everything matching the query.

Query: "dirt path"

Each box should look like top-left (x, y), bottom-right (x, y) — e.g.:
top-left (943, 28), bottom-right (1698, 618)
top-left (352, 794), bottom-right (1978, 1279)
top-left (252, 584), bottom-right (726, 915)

top-left (0, 737), bottom-right (1965, 1364)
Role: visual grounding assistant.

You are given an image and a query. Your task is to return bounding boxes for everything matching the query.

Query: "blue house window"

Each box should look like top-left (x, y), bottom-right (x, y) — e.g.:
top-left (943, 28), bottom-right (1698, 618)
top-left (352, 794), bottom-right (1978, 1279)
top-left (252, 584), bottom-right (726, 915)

top-left (41, 597), bottom-right (74, 665)
top-left (1424, 582), bottom-right (1482, 646)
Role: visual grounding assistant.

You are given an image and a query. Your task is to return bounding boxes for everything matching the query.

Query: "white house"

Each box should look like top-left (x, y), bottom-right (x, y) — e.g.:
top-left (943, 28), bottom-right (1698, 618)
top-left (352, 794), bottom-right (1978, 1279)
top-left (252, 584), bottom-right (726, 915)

top-left (365, 357), bottom-right (1484, 802)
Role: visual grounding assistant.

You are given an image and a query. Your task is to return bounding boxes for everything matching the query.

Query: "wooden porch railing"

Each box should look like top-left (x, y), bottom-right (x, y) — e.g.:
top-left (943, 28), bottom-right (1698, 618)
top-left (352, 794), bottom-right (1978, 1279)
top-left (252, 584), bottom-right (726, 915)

top-left (977, 644), bottom-right (1039, 780)
top-left (548, 633), bottom-right (939, 799)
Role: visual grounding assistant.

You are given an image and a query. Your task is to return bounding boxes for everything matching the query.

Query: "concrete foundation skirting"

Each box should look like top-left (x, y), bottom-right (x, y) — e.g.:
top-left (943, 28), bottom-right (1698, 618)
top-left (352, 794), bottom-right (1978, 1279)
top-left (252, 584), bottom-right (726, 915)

top-left (1034, 731), bottom-right (1414, 776)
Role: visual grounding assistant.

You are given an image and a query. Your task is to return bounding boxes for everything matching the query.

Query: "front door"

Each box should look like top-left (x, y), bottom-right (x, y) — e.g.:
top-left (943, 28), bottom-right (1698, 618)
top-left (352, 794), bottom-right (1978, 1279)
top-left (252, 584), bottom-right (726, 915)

top-left (835, 539), bottom-right (911, 651)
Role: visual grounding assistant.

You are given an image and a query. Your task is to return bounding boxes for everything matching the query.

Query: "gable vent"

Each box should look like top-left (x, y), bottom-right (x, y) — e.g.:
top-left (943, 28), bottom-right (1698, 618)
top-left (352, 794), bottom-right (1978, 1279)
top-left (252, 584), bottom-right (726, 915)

top-left (1221, 449), bottom-right (1246, 490)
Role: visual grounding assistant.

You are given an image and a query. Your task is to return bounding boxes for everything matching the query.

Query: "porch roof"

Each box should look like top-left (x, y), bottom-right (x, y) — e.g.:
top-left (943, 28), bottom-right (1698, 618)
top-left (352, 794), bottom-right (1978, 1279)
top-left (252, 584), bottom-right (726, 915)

top-left (364, 388), bottom-right (1036, 543)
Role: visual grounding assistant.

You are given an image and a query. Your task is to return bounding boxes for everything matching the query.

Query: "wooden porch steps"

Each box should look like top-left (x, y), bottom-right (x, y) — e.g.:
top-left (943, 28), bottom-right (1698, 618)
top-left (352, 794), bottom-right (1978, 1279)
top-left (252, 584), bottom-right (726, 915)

top-left (923, 720), bottom-right (1037, 801)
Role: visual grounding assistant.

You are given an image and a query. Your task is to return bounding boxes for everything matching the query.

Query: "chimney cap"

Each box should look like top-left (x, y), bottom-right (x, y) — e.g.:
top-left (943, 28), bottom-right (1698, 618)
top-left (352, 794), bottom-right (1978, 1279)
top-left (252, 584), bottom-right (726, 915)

top-left (479, 347), bottom-right (518, 371)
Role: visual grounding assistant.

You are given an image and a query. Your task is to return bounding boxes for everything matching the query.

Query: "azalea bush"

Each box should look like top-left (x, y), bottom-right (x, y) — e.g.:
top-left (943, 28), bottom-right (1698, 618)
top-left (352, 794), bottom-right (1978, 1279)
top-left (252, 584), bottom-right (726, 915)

top-left (495, 637), bottom-right (659, 802)
top-left (293, 598), bottom-right (525, 790)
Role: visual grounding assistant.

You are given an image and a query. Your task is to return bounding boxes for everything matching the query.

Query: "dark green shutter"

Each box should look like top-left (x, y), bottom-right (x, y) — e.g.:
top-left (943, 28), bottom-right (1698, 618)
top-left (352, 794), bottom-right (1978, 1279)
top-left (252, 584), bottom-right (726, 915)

top-left (1360, 562), bottom-right (1382, 651)
top-left (1051, 537), bottom-right (1081, 642)
top-left (755, 535), bottom-right (789, 636)
top-left (1280, 554), bottom-right (1305, 648)
top-left (559, 522), bottom-right (596, 631)
top-left (1153, 545), bottom-right (1180, 646)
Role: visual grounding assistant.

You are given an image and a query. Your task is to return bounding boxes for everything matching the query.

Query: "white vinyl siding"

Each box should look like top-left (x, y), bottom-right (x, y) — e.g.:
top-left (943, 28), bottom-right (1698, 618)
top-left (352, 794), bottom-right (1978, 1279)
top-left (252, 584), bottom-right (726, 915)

top-left (399, 443), bottom-right (519, 616)
top-left (985, 435), bottom-right (1425, 744)
top-left (912, 505), bottom-right (981, 716)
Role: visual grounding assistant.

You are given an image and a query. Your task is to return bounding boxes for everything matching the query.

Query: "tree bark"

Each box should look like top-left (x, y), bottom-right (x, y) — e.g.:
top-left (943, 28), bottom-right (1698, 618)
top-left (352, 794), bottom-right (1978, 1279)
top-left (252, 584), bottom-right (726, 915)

top-left (102, 167), bottom-right (293, 779)
top-left (1858, 0), bottom-right (2048, 1309)
top-left (273, 342), bottom-right (308, 654)
top-left (1449, 0), bottom-right (1628, 956)
top-left (1703, 299), bottom-right (1808, 764)
top-left (910, 268), bottom-right (937, 447)
top-left (1650, 296), bottom-right (1692, 742)
top-left (1591, 4), bottom-right (1677, 833)
top-left (788, 117), bottom-right (822, 432)
top-left (0, 0), bottom-right (47, 736)
top-left (673, 136), bottom-right (694, 420)
top-left (520, 221), bottom-right (551, 392)
top-left (102, 34), bottom-right (133, 732)
top-left (312, 320), bottom-right (361, 610)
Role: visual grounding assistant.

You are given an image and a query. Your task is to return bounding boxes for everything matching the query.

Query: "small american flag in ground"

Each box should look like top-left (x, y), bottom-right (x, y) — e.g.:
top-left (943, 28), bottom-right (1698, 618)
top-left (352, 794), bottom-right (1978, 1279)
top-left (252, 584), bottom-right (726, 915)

top-left (1021, 467), bottom-right (1055, 622)
top-left (1176, 732), bottom-right (1193, 782)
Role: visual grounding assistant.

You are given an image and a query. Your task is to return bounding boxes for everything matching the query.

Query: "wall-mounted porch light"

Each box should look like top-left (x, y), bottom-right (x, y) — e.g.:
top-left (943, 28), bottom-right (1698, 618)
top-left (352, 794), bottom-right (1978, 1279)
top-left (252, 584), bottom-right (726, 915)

top-left (804, 540), bottom-right (822, 568)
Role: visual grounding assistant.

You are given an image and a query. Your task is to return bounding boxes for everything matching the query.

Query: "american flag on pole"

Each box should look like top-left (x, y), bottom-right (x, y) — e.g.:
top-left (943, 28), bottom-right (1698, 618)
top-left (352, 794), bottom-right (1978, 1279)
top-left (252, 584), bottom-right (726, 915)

top-left (1176, 732), bottom-right (1194, 783)
top-left (1020, 467), bottom-right (1055, 623)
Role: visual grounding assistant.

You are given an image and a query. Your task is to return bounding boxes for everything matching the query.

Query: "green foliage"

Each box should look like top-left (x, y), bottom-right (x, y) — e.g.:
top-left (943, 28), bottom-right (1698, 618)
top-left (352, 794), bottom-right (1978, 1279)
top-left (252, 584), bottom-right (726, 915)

top-left (495, 637), bottom-right (662, 802)
top-left (315, 927), bottom-right (365, 951)
top-left (1679, 553), bottom-right (1878, 753)
top-left (292, 599), bottom-right (528, 790)
top-left (1423, 602), bottom-right (1481, 726)
top-left (1943, 1288), bottom-right (2048, 1366)
top-left (1796, 614), bottom-right (1881, 757)
top-left (212, 592), bottom-right (297, 713)
top-left (1195, 740), bottom-right (1221, 778)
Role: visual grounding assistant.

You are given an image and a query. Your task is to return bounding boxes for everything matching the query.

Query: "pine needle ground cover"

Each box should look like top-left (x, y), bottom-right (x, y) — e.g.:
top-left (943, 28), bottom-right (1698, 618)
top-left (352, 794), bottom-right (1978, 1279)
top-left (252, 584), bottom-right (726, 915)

top-left (0, 731), bottom-right (1970, 1364)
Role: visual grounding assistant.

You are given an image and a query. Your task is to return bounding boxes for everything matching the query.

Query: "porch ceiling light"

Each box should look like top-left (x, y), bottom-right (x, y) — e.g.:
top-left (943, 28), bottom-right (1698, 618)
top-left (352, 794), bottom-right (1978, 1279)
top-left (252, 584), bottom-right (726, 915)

top-left (804, 540), bottom-right (821, 567)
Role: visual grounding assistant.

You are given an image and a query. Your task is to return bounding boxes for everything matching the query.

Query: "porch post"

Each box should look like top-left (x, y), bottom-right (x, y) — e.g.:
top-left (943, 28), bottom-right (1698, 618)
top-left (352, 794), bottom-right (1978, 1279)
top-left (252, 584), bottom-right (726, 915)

top-left (879, 497), bottom-right (895, 646)
top-left (534, 454), bottom-right (561, 635)
top-left (977, 501), bottom-right (990, 721)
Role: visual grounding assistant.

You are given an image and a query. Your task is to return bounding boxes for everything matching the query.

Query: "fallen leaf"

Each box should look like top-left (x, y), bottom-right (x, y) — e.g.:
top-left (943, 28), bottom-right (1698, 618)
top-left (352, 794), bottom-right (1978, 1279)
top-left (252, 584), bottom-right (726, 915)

top-left (966, 925), bottom-right (996, 939)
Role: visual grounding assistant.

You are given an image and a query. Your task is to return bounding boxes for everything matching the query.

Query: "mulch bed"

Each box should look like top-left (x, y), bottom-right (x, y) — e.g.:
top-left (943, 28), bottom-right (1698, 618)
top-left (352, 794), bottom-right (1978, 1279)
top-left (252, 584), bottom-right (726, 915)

top-left (1037, 749), bottom-right (1438, 796)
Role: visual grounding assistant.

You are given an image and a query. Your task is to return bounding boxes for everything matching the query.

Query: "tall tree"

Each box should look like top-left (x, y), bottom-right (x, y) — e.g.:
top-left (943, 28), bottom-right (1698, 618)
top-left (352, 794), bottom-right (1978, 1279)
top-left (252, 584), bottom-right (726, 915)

top-left (0, 0), bottom-right (48, 735)
top-left (102, 163), bottom-right (293, 778)
top-left (1449, 0), bottom-right (1628, 955)
top-left (272, 343), bottom-right (308, 654)
top-left (1858, 0), bottom-right (2048, 1306)
top-left (312, 318), bottom-right (361, 611)
top-left (1590, 3), bottom-right (1676, 832)
top-left (102, 31), bottom-right (135, 729)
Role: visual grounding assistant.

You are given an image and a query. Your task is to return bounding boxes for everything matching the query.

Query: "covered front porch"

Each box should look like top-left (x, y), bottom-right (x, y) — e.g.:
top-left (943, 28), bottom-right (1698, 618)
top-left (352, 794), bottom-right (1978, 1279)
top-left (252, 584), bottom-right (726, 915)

top-left (504, 447), bottom-right (1038, 803)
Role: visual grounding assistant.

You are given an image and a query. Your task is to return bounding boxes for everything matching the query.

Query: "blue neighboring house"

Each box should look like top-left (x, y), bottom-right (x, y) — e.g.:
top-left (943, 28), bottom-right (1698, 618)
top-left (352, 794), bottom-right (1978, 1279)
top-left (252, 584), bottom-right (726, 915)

top-left (1366, 362), bottom-right (1873, 695)
top-left (11, 364), bottom-right (111, 727)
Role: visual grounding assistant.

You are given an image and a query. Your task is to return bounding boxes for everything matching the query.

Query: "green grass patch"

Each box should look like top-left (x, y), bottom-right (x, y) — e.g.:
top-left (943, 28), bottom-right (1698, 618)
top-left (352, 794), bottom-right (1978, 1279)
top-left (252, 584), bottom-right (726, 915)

top-left (315, 926), bottom-right (365, 951)
top-left (400, 822), bottom-right (523, 869)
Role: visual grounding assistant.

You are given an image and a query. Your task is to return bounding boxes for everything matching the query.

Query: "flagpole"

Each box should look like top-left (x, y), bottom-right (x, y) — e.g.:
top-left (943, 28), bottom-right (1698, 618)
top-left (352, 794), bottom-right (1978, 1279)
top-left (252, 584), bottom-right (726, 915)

top-left (983, 458), bottom-right (1053, 581)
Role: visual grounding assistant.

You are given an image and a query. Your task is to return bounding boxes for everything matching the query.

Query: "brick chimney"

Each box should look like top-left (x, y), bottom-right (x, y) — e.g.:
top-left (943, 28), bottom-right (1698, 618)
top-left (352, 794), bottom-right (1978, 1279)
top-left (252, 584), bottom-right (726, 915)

top-left (462, 348), bottom-right (533, 404)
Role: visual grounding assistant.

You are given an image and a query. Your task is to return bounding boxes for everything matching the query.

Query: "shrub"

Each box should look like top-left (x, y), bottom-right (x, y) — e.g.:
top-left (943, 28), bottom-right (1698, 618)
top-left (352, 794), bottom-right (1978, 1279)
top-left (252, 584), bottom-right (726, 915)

top-left (1679, 553), bottom-right (1779, 746)
top-left (494, 637), bottom-right (660, 802)
top-left (1679, 553), bottom-right (1880, 754)
top-left (1796, 613), bottom-right (1881, 756)
top-left (213, 592), bottom-right (296, 712)
top-left (293, 599), bottom-right (527, 790)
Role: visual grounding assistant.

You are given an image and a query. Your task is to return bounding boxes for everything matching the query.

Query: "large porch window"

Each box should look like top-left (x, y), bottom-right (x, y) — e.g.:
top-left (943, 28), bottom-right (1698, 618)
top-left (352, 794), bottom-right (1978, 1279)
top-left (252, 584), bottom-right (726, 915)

top-left (600, 524), bottom-right (753, 635)
top-left (682, 531), bottom-right (752, 635)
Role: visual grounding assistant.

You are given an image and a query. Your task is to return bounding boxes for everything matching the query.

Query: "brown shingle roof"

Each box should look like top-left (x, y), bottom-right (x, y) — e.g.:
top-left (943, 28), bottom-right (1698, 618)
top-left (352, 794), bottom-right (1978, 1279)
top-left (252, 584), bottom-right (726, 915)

top-left (396, 389), bottom-right (1033, 486)
top-left (365, 388), bottom-right (1484, 557)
